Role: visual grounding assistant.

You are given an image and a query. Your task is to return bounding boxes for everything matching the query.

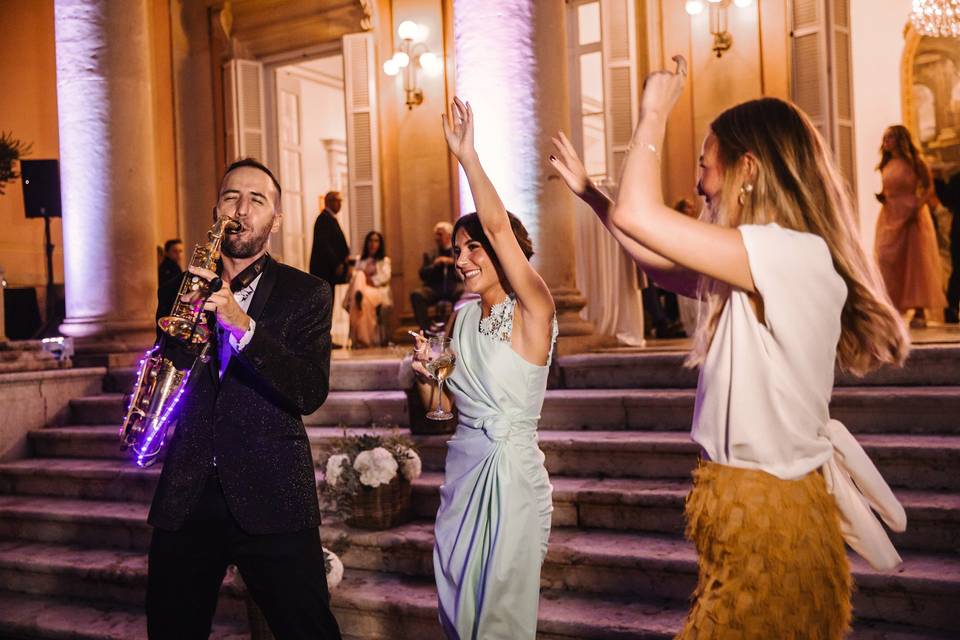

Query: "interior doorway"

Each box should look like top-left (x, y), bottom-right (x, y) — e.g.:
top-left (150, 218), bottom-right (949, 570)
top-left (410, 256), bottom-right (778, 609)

top-left (271, 52), bottom-right (351, 344)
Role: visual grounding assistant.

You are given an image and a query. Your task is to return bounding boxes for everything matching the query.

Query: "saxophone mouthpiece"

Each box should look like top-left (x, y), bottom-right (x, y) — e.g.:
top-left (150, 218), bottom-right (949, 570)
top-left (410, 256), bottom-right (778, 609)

top-left (223, 218), bottom-right (242, 233)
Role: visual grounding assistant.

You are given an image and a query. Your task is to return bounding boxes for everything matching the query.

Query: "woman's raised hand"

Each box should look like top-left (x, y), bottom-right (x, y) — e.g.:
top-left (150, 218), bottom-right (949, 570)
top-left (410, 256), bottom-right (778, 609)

top-left (442, 97), bottom-right (476, 161)
top-left (549, 131), bottom-right (591, 198)
top-left (640, 55), bottom-right (687, 121)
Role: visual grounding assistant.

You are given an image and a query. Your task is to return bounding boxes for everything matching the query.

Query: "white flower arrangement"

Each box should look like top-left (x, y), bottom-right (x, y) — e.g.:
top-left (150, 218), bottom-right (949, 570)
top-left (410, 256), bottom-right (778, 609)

top-left (396, 445), bottom-right (422, 481)
top-left (317, 427), bottom-right (423, 524)
top-left (325, 453), bottom-right (350, 487)
top-left (323, 547), bottom-right (344, 590)
top-left (353, 447), bottom-right (398, 487)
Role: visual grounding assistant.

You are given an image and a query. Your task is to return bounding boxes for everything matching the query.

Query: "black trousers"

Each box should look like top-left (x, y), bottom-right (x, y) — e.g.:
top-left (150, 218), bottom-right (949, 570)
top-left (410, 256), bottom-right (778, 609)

top-left (410, 286), bottom-right (461, 331)
top-left (948, 209), bottom-right (960, 313)
top-left (146, 473), bottom-right (342, 640)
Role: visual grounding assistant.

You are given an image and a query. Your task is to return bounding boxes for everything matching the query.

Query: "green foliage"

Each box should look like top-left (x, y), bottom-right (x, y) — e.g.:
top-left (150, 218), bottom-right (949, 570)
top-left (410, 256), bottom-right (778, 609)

top-left (0, 132), bottom-right (32, 196)
top-left (316, 423), bottom-right (419, 521)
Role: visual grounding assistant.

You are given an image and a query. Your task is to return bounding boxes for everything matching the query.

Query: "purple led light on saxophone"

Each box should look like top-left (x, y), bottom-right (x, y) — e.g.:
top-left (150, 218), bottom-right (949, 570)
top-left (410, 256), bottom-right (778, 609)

top-left (135, 369), bottom-right (190, 468)
top-left (120, 346), bottom-right (156, 440)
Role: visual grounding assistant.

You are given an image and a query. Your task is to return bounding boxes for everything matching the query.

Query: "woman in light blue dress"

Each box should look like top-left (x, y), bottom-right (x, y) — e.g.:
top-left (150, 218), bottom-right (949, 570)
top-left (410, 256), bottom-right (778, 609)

top-left (411, 97), bottom-right (557, 640)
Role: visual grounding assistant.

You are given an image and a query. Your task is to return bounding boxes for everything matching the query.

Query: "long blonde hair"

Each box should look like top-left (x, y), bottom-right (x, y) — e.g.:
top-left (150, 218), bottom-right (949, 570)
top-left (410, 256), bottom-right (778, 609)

top-left (687, 98), bottom-right (909, 375)
top-left (878, 124), bottom-right (930, 189)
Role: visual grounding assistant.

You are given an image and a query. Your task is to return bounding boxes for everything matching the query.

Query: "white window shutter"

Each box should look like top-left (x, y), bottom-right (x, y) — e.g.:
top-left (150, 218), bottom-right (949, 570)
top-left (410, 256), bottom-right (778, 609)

top-left (830, 0), bottom-right (857, 195)
top-left (342, 32), bottom-right (381, 252)
top-left (224, 59), bottom-right (266, 162)
top-left (790, 0), bottom-right (856, 194)
top-left (601, 0), bottom-right (638, 187)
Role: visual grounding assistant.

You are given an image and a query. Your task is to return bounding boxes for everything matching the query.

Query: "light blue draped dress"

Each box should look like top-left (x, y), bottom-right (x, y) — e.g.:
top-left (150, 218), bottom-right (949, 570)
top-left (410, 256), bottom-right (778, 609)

top-left (433, 296), bottom-right (556, 640)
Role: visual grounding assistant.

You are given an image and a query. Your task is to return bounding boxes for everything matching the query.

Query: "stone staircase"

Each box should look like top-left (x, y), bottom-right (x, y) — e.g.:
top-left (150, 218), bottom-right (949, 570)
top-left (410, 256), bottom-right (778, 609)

top-left (0, 347), bottom-right (957, 639)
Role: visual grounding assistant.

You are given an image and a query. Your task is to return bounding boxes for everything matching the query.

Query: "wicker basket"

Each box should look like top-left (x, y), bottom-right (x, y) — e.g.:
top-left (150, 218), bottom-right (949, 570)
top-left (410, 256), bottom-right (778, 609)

top-left (347, 476), bottom-right (412, 530)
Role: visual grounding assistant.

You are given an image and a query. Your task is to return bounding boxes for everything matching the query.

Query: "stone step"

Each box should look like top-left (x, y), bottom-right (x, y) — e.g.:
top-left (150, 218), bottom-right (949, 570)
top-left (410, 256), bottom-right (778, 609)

top-left (26, 425), bottom-right (960, 493)
top-left (324, 429), bottom-right (959, 491)
top-left (105, 357), bottom-right (407, 394)
top-left (0, 590), bottom-right (247, 640)
top-left (556, 344), bottom-right (960, 389)
top-left (0, 460), bottom-right (955, 554)
top-left (409, 475), bottom-right (959, 555)
top-left (68, 391), bottom-right (413, 429)
top-left (0, 528), bottom-right (954, 635)
top-left (0, 543), bottom-right (946, 640)
top-left (67, 386), bottom-right (960, 434)
top-left (332, 524), bottom-right (960, 633)
top-left (0, 540), bottom-right (246, 618)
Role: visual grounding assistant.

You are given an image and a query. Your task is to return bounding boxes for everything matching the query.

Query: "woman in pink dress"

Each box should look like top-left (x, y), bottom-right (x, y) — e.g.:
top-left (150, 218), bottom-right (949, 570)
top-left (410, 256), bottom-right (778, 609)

top-left (874, 125), bottom-right (946, 327)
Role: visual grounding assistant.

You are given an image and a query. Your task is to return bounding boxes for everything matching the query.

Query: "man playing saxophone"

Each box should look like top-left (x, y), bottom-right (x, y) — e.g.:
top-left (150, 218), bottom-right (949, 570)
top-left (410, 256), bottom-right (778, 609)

top-left (145, 158), bottom-right (342, 639)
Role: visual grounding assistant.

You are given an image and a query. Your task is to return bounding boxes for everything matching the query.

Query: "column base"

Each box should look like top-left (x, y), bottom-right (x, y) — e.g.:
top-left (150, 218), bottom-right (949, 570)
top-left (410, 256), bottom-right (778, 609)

top-left (60, 316), bottom-right (156, 367)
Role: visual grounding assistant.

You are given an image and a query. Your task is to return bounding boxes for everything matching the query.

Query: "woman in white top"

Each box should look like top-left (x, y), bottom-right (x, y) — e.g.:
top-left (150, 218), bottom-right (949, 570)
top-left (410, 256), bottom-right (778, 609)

top-left (343, 230), bottom-right (392, 347)
top-left (550, 56), bottom-right (910, 639)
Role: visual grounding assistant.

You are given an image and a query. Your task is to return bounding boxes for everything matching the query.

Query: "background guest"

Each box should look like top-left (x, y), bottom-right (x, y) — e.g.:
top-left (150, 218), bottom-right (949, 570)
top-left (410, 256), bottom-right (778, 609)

top-left (158, 238), bottom-right (184, 286)
top-left (642, 199), bottom-right (693, 339)
top-left (933, 167), bottom-right (960, 323)
top-left (309, 191), bottom-right (350, 289)
top-left (343, 231), bottom-right (391, 347)
top-left (874, 125), bottom-right (946, 327)
top-left (411, 221), bottom-right (463, 332)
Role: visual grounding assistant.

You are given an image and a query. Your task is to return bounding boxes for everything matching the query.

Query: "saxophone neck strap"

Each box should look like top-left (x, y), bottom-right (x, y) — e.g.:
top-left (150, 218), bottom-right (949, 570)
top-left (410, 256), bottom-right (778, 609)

top-left (218, 253), bottom-right (271, 293)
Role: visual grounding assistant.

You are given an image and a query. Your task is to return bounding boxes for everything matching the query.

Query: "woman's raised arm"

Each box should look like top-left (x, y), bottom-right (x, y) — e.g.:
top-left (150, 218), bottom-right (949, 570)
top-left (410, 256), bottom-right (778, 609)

top-left (442, 98), bottom-right (555, 325)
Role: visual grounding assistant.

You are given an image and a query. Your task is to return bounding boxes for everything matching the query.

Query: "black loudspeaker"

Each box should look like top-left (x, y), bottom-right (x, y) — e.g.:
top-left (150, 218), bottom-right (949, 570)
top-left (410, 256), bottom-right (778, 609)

top-left (21, 159), bottom-right (62, 218)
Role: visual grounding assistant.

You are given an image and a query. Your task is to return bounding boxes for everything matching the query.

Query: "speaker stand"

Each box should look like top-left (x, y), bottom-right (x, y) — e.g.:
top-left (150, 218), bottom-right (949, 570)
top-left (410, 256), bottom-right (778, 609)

top-left (33, 213), bottom-right (62, 339)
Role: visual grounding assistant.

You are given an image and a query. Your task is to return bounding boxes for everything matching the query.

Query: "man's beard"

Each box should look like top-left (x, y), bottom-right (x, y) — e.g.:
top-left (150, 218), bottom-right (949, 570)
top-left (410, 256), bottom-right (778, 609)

top-left (223, 221), bottom-right (272, 258)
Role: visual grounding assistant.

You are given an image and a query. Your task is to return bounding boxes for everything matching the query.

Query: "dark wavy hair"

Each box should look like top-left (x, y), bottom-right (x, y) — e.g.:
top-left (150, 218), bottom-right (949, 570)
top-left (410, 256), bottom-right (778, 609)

top-left (452, 212), bottom-right (533, 290)
top-left (361, 230), bottom-right (386, 261)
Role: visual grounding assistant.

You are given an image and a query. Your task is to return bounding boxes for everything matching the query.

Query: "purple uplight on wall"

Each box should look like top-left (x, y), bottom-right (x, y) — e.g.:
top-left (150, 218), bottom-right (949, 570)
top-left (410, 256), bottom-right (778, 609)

top-left (453, 0), bottom-right (539, 241)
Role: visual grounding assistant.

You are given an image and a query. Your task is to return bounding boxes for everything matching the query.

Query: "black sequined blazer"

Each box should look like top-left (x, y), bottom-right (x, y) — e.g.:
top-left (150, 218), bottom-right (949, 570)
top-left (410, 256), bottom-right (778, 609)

top-left (148, 256), bottom-right (332, 534)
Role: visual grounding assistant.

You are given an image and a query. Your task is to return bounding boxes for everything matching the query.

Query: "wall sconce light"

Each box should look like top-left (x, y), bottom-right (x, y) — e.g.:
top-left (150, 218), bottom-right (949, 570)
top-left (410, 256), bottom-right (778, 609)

top-left (383, 20), bottom-right (443, 110)
top-left (685, 0), bottom-right (753, 58)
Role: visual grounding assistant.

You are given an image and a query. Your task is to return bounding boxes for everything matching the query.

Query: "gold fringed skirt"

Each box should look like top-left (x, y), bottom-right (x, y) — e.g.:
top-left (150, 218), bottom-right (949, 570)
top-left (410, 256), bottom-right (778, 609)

top-left (676, 462), bottom-right (852, 640)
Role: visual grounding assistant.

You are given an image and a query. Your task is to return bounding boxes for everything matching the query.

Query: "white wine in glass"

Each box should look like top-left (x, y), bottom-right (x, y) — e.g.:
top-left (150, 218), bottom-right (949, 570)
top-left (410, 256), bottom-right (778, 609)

top-left (426, 337), bottom-right (455, 420)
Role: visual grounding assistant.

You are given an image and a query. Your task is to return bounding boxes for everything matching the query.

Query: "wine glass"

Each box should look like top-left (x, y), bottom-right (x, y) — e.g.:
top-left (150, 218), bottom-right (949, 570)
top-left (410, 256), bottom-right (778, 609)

top-left (425, 336), bottom-right (456, 421)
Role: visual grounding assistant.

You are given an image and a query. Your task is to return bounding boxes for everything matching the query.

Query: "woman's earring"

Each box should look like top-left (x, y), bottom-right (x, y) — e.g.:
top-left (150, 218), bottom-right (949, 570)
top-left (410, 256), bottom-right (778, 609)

top-left (738, 183), bottom-right (754, 206)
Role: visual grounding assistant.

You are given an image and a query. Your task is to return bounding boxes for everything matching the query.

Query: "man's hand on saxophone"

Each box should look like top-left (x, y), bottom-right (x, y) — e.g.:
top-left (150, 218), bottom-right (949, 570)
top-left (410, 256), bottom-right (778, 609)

top-left (181, 264), bottom-right (252, 342)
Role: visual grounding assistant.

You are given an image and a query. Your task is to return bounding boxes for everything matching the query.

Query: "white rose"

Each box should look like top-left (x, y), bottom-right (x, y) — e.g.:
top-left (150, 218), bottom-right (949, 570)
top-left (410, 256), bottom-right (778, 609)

top-left (323, 547), bottom-right (344, 590)
top-left (325, 453), bottom-right (350, 487)
top-left (396, 445), bottom-right (422, 481)
top-left (353, 447), bottom-right (398, 487)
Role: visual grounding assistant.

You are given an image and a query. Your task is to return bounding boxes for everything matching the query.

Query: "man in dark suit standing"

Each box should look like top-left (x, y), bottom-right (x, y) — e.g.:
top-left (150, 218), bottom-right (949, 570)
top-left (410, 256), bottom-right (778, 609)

top-left (157, 238), bottom-right (184, 286)
top-left (146, 158), bottom-right (341, 639)
top-left (309, 191), bottom-right (350, 288)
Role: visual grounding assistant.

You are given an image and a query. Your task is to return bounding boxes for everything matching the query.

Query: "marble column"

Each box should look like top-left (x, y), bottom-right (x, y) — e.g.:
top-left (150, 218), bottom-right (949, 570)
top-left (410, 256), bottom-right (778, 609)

top-left (54, 0), bottom-right (159, 353)
top-left (453, 0), bottom-right (595, 344)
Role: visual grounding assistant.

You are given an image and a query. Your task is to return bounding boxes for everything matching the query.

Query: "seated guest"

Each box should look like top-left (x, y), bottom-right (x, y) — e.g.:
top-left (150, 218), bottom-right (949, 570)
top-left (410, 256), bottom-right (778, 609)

top-left (411, 221), bottom-right (463, 332)
top-left (343, 231), bottom-right (392, 347)
top-left (158, 238), bottom-right (184, 286)
top-left (642, 199), bottom-right (694, 338)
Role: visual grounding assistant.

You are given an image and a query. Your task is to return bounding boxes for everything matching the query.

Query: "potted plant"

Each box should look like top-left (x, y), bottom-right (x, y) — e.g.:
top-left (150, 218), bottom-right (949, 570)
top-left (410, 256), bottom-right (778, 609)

top-left (0, 131), bottom-right (31, 196)
top-left (319, 428), bottom-right (422, 530)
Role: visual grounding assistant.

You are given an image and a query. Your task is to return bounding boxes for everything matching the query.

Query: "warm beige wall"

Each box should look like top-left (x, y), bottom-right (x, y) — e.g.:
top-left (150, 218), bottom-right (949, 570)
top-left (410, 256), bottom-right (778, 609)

top-left (149, 0), bottom-right (181, 253)
top-left (0, 0), bottom-right (62, 288)
top-left (850, 0), bottom-right (910, 254)
top-left (0, 0), bottom-right (179, 290)
top-left (379, 0), bottom-right (454, 318)
top-left (649, 0), bottom-right (790, 207)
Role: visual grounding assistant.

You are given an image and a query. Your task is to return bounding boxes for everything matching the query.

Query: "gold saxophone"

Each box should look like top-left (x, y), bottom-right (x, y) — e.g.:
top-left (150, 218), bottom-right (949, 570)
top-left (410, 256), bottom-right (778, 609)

top-left (119, 217), bottom-right (239, 467)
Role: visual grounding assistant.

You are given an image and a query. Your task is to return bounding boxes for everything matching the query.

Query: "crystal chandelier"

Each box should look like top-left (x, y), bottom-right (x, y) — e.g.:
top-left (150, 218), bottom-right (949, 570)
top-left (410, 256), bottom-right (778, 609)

top-left (911, 0), bottom-right (960, 38)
